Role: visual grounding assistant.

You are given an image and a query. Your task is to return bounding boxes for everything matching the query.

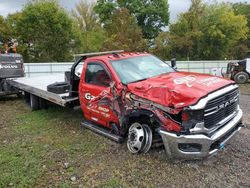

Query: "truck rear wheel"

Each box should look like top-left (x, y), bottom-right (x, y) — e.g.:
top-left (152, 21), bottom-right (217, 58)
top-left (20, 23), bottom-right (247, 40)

top-left (233, 72), bottom-right (249, 84)
top-left (39, 97), bottom-right (47, 109)
top-left (24, 92), bottom-right (30, 104)
top-left (127, 123), bottom-right (152, 154)
top-left (30, 94), bottom-right (39, 111)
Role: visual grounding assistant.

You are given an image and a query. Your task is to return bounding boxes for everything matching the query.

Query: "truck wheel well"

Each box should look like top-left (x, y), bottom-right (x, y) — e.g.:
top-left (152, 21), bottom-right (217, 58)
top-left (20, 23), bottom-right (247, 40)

top-left (121, 110), bottom-right (160, 136)
top-left (128, 114), bottom-right (151, 127)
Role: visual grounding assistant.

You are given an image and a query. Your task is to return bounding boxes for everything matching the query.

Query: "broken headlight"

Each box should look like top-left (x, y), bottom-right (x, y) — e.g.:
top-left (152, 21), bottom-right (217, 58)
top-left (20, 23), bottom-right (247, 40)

top-left (181, 110), bottom-right (204, 130)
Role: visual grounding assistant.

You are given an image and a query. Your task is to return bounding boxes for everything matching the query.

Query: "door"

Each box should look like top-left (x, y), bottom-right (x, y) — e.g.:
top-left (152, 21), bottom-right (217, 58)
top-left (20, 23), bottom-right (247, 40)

top-left (79, 61), bottom-right (119, 128)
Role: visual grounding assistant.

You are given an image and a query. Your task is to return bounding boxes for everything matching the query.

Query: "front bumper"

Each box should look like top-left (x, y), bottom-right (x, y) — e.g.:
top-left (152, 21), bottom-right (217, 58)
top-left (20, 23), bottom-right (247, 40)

top-left (159, 109), bottom-right (243, 160)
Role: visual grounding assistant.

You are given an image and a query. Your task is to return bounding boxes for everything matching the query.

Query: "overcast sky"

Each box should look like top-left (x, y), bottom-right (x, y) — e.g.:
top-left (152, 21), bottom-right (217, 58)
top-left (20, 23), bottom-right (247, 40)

top-left (0, 0), bottom-right (249, 22)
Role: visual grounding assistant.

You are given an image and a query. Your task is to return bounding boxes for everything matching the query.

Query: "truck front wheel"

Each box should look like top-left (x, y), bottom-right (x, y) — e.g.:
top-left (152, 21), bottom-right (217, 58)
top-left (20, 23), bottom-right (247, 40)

top-left (127, 123), bottom-right (152, 154)
top-left (233, 72), bottom-right (249, 84)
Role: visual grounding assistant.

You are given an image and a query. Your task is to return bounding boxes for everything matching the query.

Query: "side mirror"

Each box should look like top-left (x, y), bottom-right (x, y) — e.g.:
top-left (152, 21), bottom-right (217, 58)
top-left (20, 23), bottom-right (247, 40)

top-left (171, 58), bottom-right (177, 70)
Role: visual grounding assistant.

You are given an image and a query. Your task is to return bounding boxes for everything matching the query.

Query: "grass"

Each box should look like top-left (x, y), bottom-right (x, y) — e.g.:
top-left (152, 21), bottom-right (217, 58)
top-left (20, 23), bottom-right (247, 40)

top-left (103, 178), bottom-right (122, 188)
top-left (0, 100), bottom-right (108, 187)
top-left (238, 81), bottom-right (250, 95)
top-left (0, 98), bottom-right (181, 187)
top-left (0, 89), bottom-right (249, 187)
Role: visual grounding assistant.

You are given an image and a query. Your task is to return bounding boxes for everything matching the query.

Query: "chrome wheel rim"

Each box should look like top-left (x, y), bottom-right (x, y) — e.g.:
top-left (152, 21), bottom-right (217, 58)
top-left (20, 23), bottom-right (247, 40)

top-left (127, 123), bottom-right (152, 154)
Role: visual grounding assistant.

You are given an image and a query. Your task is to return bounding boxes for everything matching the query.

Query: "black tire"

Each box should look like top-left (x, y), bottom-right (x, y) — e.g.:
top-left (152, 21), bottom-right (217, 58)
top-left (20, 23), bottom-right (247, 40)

top-left (39, 97), bottom-right (47, 109)
top-left (24, 92), bottom-right (30, 104)
top-left (30, 94), bottom-right (39, 111)
top-left (233, 72), bottom-right (249, 84)
top-left (16, 91), bottom-right (24, 98)
top-left (47, 82), bottom-right (70, 94)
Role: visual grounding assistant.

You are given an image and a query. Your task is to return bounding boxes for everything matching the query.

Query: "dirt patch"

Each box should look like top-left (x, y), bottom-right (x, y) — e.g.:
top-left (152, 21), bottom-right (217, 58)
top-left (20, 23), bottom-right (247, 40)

top-left (0, 95), bottom-right (249, 187)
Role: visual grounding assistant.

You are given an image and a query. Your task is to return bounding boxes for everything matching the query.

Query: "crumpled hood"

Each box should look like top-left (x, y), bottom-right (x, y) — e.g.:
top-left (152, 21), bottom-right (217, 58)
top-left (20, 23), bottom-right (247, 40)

top-left (127, 72), bottom-right (235, 109)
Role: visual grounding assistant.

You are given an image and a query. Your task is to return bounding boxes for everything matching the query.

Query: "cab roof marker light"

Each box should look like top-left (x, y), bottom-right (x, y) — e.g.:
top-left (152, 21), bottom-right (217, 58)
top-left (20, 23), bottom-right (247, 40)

top-left (112, 53), bottom-right (120, 58)
top-left (74, 50), bottom-right (124, 58)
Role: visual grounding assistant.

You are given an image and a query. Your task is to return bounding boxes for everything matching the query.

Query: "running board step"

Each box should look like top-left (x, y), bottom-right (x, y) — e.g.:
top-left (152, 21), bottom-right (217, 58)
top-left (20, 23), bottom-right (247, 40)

top-left (81, 120), bottom-right (124, 143)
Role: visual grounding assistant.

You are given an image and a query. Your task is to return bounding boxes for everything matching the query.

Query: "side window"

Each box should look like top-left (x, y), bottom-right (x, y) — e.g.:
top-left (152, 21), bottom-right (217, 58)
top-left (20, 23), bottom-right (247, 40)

top-left (85, 63), bottom-right (111, 87)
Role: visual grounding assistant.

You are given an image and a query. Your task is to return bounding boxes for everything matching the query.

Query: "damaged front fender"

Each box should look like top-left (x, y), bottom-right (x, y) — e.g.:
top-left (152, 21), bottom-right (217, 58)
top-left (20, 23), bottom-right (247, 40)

top-left (85, 81), bottom-right (184, 133)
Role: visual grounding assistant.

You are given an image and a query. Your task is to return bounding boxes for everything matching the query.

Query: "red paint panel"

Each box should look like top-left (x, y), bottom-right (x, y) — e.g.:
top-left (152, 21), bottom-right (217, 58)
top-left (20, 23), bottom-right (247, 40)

top-left (127, 72), bottom-right (234, 109)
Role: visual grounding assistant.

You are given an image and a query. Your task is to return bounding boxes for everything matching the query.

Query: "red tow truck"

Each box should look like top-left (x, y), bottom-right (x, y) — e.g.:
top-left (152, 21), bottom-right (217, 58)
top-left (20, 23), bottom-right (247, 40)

top-left (4, 51), bottom-right (243, 160)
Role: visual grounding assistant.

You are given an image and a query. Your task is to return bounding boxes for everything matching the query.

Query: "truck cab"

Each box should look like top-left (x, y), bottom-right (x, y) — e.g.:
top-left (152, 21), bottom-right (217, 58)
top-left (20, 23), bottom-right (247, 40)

top-left (0, 53), bottom-right (24, 96)
top-left (76, 51), bottom-right (243, 159)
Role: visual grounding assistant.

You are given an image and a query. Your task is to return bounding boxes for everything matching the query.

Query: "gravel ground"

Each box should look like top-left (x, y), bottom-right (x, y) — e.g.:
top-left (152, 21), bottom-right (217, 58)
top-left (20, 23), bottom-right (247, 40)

top-left (239, 81), bottom-right (250, 95)
top-left (0, 93), bottom-right (249, 187)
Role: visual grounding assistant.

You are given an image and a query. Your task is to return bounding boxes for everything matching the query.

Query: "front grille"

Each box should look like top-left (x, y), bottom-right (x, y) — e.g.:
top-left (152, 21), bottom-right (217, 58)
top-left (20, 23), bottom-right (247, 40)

top-left (204, 88), bottom-right (239, 129)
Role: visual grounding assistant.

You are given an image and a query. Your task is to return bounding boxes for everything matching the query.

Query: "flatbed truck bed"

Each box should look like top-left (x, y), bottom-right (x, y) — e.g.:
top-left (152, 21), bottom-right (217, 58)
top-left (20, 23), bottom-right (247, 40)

top-left (6, 74), bottom-right (79, 108)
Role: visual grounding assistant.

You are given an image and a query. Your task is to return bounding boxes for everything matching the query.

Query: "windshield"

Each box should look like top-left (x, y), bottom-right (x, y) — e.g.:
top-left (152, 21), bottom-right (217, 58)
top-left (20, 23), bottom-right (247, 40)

top-left (110, 55), bottom-right (175, 84)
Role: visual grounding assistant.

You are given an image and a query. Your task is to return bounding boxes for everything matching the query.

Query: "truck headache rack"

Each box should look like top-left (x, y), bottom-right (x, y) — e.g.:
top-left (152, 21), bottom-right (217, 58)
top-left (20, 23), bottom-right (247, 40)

top-left (74, 50), bottom-right (124, 58)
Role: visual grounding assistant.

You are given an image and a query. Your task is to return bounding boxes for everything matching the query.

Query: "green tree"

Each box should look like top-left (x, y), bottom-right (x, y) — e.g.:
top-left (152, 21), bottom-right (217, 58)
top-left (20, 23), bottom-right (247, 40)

top-left (72, 0), bottom-right (106, 53)
top-left (156, 0), bottom-right (248, 60)
top-left (0, 13), bottom-right (23, 53)
top-left (0, 16), bottom-right (9, 43)
top-left (72, 0), bottom-right (99, 32)
top-left (103, 8), bottom-right (147, 51)
top-left (94, 0), bottom-right (169, 39)
top-left (169, 1), bottom-right (203, 60)
top-left (151, 32), bottom-right (171, 60)
top-left (155, 0), bottom-right (204, 60)
top-left (233, 2), bottom-right (250, 29)
top-left (16, 0), bottom-right (75, 62)
top-left (0, 16), bottom-right (8, 52)
top-left (200, 3), bottom-right (248, 59)
top-left (232, 2), bottom-right (250, 57)
top-left (4, 13), bottom-right (31, 59)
